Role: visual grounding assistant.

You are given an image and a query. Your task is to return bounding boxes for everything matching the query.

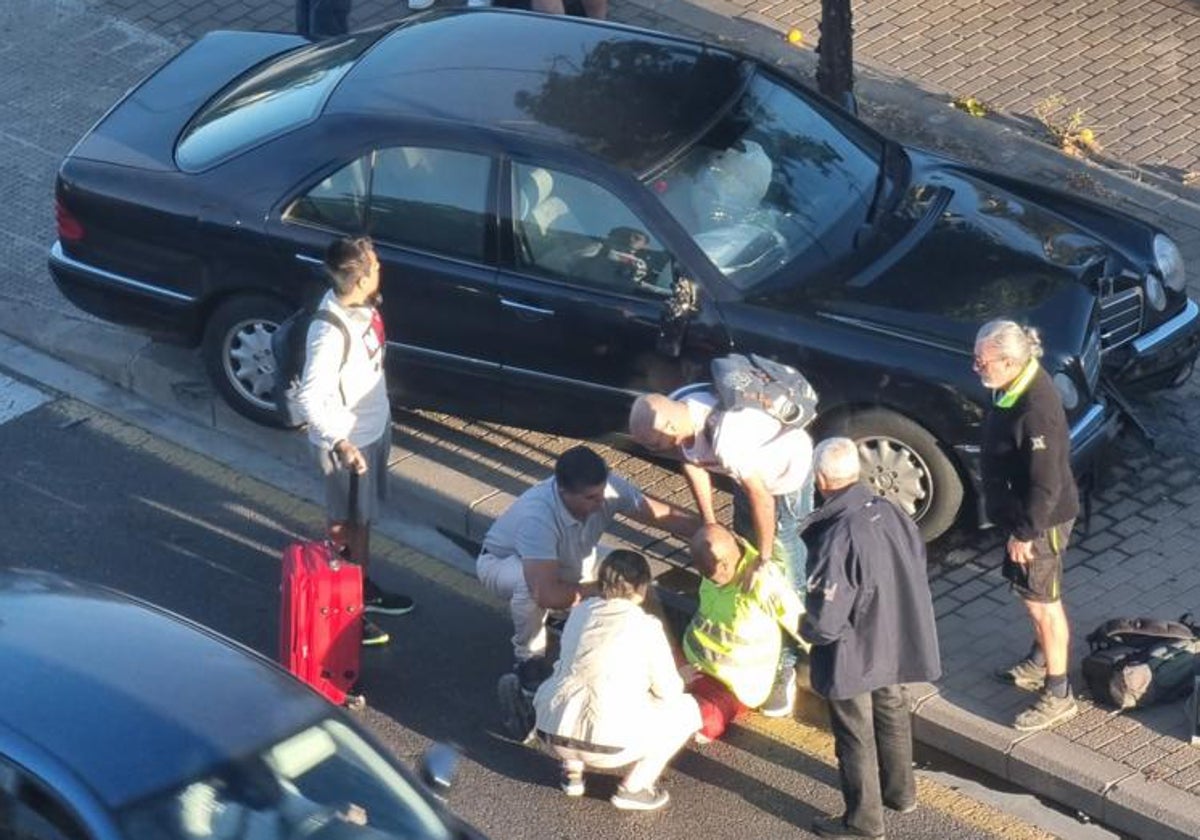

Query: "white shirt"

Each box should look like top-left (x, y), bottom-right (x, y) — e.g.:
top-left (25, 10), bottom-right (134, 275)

top-left (481, 476), bottom-right (645, 583)
top-left (297, 291), bottom-right (389, 450)
top-left (679, 389), bottom-right (812, 497)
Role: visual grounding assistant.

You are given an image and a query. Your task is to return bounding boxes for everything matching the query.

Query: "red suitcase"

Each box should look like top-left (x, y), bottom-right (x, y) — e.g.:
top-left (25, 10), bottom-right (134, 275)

top-left (280, 476), bottom-right (363, 706)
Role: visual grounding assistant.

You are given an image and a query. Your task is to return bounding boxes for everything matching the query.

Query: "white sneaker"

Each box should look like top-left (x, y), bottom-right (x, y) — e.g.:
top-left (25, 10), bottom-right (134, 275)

top-left (407, 0), bottom-right (435, 10)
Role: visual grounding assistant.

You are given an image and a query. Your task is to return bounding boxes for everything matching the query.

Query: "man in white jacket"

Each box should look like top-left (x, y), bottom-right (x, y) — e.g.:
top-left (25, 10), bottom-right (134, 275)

top-left (296, 237), bottom-right (412, 647)
top-left (533, 550), bottom-right (700, 811)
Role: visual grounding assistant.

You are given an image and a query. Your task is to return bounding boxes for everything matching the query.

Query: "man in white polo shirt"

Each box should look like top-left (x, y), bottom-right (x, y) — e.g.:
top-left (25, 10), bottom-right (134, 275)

top-left (477, 446), bottom-right (700, 737)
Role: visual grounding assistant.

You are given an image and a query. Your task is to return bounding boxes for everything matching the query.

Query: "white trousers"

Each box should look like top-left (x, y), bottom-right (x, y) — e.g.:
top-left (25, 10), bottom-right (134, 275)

top-left (477, 552), bottom-right (552, 661)
top-left (542, 694), bottom-right (702, 792)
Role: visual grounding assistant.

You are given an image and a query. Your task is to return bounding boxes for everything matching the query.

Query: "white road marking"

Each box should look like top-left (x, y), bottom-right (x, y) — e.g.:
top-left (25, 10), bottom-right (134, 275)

top-left (0, 372), bottom-right (49, 425)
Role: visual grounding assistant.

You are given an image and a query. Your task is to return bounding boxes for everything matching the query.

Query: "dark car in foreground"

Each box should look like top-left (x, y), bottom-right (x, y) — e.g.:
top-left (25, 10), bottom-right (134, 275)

top-left (49, 10), bottom-right (1200, 539)
top-left (0, 568), bottom-right (484, 840)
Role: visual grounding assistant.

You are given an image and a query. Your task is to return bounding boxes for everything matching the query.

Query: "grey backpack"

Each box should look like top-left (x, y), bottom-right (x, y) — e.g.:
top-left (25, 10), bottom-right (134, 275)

top-left (710, 353), bottom-right (818, 427)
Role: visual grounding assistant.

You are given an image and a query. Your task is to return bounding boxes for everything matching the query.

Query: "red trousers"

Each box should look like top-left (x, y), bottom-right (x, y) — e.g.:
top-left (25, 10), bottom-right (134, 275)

top-left (689, 673), bottom-right (747, 740)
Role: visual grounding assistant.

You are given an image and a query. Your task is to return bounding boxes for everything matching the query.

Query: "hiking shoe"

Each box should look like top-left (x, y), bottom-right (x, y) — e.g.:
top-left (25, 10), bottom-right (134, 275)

top-left (1013, 690), bottom-right (1078, 732)
top-left (993, 657), bottom-right (1045, 692)
top-left (560, 766), bottom-right (585, 797)
top-left (497, 673), bottom-right (536, 742)
top-left (363, 580), bottom-right (414, 616)
top-left (611, 784), bottom-right (669, 811)
top-left (361, 619), bottom-right (390, 647)
top-left (760, 665), bottom-right (797, 718)
top-left (515, 657), bottom-right (553, 694)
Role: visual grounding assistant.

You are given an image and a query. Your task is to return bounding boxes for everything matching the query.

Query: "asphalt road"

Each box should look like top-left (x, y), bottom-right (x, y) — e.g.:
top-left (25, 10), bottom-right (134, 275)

top-left (0, 367), bottom-right (1077, 840)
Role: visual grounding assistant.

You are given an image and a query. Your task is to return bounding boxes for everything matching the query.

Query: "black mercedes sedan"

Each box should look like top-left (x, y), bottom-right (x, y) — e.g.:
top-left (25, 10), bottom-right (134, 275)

top-left (49, 10), bottom-right (1199, 540)
top-left (0, 568), bottom-right (485, 840)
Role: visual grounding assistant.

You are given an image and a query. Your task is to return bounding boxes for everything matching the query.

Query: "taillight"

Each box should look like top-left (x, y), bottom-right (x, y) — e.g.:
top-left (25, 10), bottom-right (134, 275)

top-left (55, 198), bottom-right (84, 242)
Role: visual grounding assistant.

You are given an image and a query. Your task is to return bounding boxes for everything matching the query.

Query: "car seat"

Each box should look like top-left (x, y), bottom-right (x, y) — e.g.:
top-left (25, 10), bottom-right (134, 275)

top-left (516, 167), bottom-right (581, 274)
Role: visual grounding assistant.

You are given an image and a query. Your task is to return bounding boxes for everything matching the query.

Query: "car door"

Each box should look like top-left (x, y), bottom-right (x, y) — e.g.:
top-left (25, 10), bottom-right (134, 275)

top-left (283, 146), bottom-right (504, 420)
top-left (497, 160), bottom-right (730, 435)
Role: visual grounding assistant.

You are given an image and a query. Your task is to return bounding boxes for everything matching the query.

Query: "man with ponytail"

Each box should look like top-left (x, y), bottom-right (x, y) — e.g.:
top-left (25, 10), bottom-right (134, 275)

top-left (974, 320), bottom-right (1079, 731)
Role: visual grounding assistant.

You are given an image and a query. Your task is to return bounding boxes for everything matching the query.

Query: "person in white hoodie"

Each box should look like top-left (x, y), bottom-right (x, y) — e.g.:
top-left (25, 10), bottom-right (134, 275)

top-left (296, 237), bottom-right (413, 647)
top-left (533, 550), bottom-right (701, 811)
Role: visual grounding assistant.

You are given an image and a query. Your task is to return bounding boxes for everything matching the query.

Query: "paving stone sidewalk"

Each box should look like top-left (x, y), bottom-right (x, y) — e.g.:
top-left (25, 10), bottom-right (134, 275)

top-left (3, 0), bottom-right (1200, 835)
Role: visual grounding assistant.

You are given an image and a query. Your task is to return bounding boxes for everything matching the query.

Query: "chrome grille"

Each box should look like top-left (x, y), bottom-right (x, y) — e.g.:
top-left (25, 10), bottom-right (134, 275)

top-left (1081, 328), bottom-right (1101, 394)
top-left (1099, 287), bottom-right (1143, 350)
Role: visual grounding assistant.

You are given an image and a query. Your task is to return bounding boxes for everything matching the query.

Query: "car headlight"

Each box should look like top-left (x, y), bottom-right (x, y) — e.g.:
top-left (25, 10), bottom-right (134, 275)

top-left (1154, 234), bottom-right (1186, 291)
top-left (1053, 372), bottom-right (1079, 410)
top-left (1145, 274), bottom-right (1167, 311)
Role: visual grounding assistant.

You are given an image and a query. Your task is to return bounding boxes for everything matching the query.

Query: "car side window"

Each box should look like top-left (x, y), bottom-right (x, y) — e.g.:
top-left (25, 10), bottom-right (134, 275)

top-left (511, 163), bottom-right (674, 296)
top-left (0, 762), bottom-right (89, 840)
top-left (285, 156), bottom-right (370, 232)
top-left (368, 147), bottom-right (492, 263)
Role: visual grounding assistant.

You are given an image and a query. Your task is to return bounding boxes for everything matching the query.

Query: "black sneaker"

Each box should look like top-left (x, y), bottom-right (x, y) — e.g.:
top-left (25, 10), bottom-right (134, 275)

top-left (515, 657), bottom-right (553, 694)
top-left (364, 579), bottom-right (414, 616)
top-left (361, 619), bottom-right (390, 647)
top-left (497, 673), bottom-right (536, 742)
top-left (611, 784), bottom-right (669, 811)
top-left (760, 665), bottom-right (797, 718)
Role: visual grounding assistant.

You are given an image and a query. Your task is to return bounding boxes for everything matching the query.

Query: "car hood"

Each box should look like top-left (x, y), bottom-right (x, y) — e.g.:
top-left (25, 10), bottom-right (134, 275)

top-left (68, 30), bottom-right (306, 171)
top-left (789, 158), bottom-right (1108, 356)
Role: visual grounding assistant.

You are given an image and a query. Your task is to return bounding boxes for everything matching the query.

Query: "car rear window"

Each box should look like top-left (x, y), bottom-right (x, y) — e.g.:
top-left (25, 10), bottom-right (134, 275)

top-left (176, 34), bottom-right (381, 172)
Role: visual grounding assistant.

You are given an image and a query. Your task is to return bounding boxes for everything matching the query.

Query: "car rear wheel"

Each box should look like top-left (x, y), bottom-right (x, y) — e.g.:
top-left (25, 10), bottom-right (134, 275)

top-left (832, 408), bottom-right (964, 542)
top-left (203, 294), bottom-right (293, 427)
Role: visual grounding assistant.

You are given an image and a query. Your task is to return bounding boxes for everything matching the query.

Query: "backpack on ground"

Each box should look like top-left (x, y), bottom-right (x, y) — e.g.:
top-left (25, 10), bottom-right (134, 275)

top-left (271, 305), bottom-right (350, 427)
top-left (1081, 615), bottom-right (1200, 710)
top-left (710, 353), bottom-right (818, 427)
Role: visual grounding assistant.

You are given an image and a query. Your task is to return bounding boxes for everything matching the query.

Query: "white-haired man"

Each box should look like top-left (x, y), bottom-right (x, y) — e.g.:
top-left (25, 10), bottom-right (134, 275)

top-left (800, 438), bottom-right (940, 840)
top-left (629, 389), bottom-right (813, 716)
top-left (975, 319), bottom-right (1079, 732)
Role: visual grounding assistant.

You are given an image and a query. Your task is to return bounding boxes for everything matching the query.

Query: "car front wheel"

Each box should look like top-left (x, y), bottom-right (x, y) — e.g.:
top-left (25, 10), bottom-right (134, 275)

top-left (202, 294), bottom-right (293, 427)
top-left (831, 407), bottom-right (965, 542)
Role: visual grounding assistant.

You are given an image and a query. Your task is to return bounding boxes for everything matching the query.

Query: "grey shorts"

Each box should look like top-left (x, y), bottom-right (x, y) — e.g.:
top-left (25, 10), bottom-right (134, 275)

top-left (316, 432), bottom-right (390, 524)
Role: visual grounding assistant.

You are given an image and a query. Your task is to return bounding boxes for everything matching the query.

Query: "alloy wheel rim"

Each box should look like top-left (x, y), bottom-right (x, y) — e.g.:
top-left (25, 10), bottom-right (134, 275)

top-left (856, 435), bottom-right (932, 521)
top-left (222, 318), bottom-right (279, 410)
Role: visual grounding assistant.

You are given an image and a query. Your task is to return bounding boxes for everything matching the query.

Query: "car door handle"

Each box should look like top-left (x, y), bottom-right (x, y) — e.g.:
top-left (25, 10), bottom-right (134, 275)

top-left (501, 299), bottom-right (555, 318)
top-left (295, 253), bottom-right (324, 266)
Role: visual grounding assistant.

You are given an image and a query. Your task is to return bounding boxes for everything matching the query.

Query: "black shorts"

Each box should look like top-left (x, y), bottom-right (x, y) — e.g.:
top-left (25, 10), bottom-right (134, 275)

top-left (1003, 519), bottom-right (1073, 603)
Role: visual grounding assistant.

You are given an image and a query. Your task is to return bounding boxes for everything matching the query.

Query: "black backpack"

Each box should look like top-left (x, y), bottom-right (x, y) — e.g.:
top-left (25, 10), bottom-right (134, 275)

top-left (1081, 616), bottom-right (1200, 710)
top-left (270, 305), bottom-right (350, 428)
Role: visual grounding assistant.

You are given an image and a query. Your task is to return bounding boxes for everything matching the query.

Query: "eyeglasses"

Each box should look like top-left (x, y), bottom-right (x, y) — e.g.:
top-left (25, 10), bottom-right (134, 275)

top-left (973, 354), bottom-right (1003, 370)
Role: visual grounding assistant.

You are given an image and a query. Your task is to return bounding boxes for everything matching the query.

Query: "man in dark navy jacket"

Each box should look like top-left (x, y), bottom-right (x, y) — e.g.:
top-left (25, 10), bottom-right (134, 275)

top-left (800, 437), bottom-right (941, 840)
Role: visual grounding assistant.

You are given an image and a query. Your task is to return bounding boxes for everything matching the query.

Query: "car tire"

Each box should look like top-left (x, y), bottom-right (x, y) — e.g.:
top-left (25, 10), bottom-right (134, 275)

top-left (202, 294), bottom-right (294, 428)
top-left (831, 407), bottom-right (964, 542)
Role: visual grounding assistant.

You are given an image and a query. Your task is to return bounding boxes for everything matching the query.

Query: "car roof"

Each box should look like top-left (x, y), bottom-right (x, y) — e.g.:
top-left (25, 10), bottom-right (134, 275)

top-left (327, 9), bottom-right (750, 175)
top-left (0, 569), bottom-right (327, 809)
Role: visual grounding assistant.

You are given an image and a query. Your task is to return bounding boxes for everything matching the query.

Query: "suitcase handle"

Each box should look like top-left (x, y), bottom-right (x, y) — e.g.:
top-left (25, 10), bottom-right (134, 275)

top-left (328, 469), bottom-right (361, 568)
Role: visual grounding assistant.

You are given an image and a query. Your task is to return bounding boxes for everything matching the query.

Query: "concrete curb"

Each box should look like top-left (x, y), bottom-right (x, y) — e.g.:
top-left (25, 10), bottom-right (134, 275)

top-left (6, 305), bottom-right (1199, 839)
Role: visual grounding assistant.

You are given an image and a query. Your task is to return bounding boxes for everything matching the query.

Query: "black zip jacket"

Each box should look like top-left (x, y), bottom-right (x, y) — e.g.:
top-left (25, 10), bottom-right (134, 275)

top-left (981, 366), bottom-right (1079, 541)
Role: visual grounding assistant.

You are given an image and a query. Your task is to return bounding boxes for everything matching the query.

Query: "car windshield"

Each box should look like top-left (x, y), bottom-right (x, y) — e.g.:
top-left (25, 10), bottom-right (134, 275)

top-left (646, 73), bottom-right (881, 290)
top-left (118, 717), bottom-right (453, 840)
top-left (177, 33), bottom-right (381, 172)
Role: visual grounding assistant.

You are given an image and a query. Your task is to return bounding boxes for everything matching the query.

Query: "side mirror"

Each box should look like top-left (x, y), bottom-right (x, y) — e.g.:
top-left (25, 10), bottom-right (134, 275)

top-left (419, 742), bottom-right (460, 799)
top-left (657, 268), bottom-right (700, 358)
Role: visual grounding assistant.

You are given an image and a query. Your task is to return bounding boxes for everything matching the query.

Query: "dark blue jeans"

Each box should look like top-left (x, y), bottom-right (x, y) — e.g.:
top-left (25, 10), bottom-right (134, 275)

top-left (733, 478), bottom-right (813, 670)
